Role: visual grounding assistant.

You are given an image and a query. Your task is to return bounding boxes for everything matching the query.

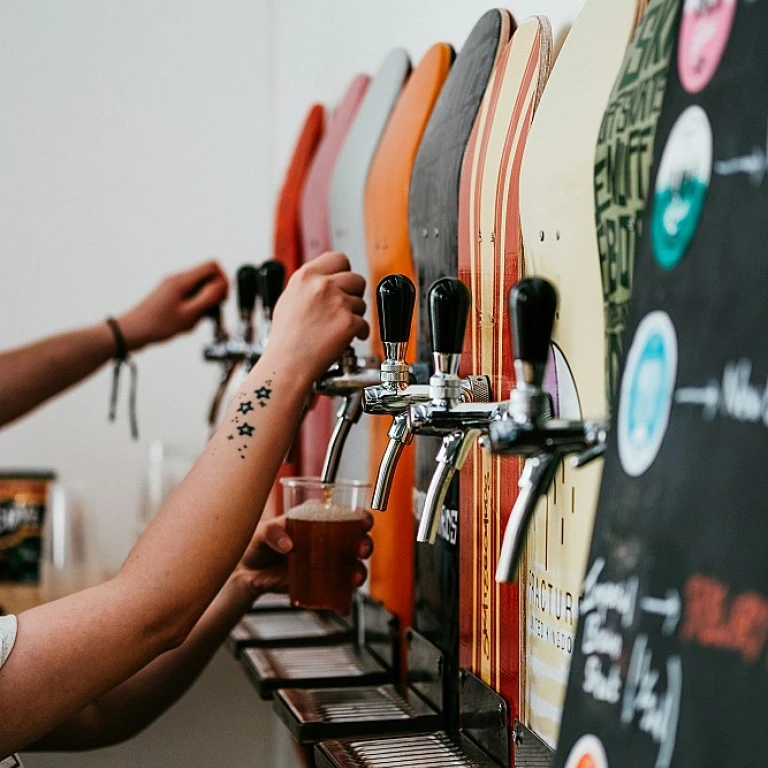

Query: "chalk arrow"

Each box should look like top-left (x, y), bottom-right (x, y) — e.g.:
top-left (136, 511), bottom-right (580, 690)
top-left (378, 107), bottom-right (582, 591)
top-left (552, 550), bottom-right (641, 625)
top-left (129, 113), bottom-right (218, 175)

top-left (640, 590), bottom-right (681, 636)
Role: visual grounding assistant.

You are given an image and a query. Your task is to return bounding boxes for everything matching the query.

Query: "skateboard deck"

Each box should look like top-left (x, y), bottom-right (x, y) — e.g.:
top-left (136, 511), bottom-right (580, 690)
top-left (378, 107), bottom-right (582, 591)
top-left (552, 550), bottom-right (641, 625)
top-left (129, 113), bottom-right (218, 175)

top-left (457, 15), bottom-right (552, 740)
top-left (518, 0), bottom-right (645, 749)
top-left (595, 0), bottom-right (682, 409)
top-left (299, 75), bottom-right (370, 478)
top-left (364, 43), bottom-right (454, 643)
top-left (408, 7), bottom-right (513, 727)
top-left (329, 49), bottom-right (411, 487)
top-left (268, 103), bottom-right (325, 517)
top-left (555, 3), bottom-right (764, 765)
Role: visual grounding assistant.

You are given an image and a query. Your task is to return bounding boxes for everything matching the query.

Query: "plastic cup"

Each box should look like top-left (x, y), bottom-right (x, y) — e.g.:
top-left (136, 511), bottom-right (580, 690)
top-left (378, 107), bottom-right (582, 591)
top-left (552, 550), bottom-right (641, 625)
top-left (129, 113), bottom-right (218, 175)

top-left (281, 477), bottom-right (370, 614)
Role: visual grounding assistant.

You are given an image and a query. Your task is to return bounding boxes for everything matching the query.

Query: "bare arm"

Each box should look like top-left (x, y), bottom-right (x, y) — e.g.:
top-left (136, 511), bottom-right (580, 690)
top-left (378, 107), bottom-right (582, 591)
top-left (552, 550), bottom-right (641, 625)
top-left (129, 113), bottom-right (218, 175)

top-left (30, 515), bottom-right (373, 750)
top-left (0, 252), bottom-right (368, 756)
top-left (0, 260), bottom-right (228, 428)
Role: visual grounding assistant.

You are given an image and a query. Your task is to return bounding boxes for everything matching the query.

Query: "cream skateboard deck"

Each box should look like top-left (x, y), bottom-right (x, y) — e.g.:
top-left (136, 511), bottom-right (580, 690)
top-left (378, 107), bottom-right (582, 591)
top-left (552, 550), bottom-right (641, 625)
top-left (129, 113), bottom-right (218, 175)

top-left (556, 2), bottom-right (763, 764)
top-left (457, 16), bottom-right (552, 745)
top-left (517, 0), bottom-right (646, 749)
top-left (299, 75), bottom-right (370, 478)
top-left (329, 49), bottom-right (411, 486)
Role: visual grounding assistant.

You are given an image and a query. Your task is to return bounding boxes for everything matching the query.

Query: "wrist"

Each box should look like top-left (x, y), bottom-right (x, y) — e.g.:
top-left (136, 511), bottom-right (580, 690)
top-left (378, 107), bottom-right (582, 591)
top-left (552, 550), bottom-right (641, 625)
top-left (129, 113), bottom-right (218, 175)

top-left (115, 311), bottom-right (154, 353)
top-left (252, 348), bottom-right (316, 401)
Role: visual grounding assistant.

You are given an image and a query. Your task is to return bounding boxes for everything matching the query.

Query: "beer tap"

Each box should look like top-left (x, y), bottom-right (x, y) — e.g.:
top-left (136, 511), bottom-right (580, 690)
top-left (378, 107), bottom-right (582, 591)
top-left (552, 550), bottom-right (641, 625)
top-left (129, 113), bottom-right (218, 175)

top-left (204, 264), bottom-right (260, 428)
top-left (408, 278), bottom-right (497, 544)
top-left (367, 276), bottom-right (490, 513)
top-left (477, 278), bottom-right (609, 583)
top-left (256, 260), bottom-right (286, 352)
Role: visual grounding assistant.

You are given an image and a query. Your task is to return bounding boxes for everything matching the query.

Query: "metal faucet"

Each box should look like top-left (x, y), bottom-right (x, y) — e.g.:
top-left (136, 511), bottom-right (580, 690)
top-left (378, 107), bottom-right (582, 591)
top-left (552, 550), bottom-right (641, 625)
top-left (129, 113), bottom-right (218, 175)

top-left (408, 278), bottom-right (495, 544)
top-left (477, 278), bottom-right (609, 583)
top-left (363, 275), bottom-right (489, 512)
top-left (203, 261), bottom-right (286, 430)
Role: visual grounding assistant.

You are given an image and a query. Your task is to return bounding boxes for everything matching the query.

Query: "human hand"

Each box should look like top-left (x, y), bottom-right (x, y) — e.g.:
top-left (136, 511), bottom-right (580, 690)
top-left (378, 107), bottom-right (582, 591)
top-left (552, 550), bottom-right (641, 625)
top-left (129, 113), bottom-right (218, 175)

top-left (233, 511), bottom-right (374, 599)
top-left (262, 252), bottom-right (369, 385)
top-left (117, 261), bottom-right (228, 351)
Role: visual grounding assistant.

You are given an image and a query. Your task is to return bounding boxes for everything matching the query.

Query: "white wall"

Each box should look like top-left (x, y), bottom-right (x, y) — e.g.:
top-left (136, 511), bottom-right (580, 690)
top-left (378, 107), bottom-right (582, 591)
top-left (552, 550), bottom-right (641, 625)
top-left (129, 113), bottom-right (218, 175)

top-left (1, 2), bottom-right (586, 766)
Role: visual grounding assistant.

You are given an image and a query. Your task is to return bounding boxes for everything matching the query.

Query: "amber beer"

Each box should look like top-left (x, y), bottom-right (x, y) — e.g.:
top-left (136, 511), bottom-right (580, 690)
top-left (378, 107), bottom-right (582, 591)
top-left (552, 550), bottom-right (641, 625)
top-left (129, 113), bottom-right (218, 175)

top-left (286, 501), bottom-right (365, 614)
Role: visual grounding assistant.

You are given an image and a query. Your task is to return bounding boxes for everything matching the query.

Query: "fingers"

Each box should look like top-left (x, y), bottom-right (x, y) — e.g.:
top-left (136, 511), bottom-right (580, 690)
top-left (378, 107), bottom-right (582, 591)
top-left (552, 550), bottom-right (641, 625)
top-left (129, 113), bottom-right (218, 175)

top-left (361, 511), bottom-right (374, 533)
top-left (358, 534), bottom-right (373, 560)
top-left (182, 274), bottom-right (229, 321)
top-left (351, 315), bottom-right (370, 341)
top-left (353, 562), bottom-right (368, 588)
top-left (307, 251), bottom-right (351, 276)
top-left (345, 296), bottom-right (366, 316)
top-left (261, 518), bottom-right (292, 554)
top-left (331, 270), bottom-right (366, 297)
top-left (175, 260), bottom-right (228, 294)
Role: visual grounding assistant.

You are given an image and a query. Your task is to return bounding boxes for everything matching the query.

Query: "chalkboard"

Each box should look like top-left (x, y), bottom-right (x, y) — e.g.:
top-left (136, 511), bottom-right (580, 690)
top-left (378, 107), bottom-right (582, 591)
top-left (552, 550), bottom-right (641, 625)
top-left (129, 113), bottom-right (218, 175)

top-left (555, 2), bottom-right (768, 767)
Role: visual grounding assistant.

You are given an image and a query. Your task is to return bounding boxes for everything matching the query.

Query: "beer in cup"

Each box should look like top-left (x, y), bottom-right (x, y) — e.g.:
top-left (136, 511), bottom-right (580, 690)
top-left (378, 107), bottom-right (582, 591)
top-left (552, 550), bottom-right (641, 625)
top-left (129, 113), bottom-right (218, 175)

top-left (281, 477), bottom-right (370, 614)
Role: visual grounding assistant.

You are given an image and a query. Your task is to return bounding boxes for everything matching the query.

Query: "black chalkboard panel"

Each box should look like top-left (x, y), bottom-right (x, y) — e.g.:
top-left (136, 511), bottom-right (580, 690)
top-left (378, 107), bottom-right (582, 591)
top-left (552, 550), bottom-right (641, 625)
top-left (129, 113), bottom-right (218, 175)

top-left (555, 3), bottom-right (768, 767)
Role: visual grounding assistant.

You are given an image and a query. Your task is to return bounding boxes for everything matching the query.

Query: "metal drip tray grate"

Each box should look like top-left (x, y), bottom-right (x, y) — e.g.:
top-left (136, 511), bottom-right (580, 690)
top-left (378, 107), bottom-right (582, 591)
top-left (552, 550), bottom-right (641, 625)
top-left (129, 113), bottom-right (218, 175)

top-left (513, 722), bottom-right (554, 768)
top-left (316, 732), bottom-right (501, 767)
top-left (241, 643), bottom-right (391, 699)
top-left (227, 610), bottom-right (350, 652)
top-left (274, 685), bottom-right (441, 744)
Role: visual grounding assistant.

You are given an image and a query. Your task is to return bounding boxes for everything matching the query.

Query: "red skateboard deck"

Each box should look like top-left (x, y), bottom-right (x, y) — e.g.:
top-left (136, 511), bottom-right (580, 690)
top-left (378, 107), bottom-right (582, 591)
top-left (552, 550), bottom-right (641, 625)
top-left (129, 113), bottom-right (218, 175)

top-left (299, 75), bottom-right (370, 479)
top-left (457, 16), bottom-right (552, 738)
top-left (364, 43), bottom-right (454, 654)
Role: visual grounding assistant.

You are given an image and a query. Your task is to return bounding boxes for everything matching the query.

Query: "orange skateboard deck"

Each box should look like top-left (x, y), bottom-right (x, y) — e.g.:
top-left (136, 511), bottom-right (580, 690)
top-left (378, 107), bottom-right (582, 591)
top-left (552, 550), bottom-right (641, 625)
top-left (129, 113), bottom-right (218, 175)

top-left (457, 15), bottom-right (552, 747)
top-left (299, 75), bottom-right (370, 478)
top-left (364, 43), bottom-right (454, 652)
top-left (517, 0), bottom-right (645, 750)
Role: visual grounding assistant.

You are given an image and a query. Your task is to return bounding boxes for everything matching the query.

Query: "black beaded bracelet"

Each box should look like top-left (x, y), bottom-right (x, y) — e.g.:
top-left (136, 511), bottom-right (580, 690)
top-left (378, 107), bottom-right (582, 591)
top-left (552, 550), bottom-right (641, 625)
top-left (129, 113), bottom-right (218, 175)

top-left (105, 317), bottom-right (139, 440)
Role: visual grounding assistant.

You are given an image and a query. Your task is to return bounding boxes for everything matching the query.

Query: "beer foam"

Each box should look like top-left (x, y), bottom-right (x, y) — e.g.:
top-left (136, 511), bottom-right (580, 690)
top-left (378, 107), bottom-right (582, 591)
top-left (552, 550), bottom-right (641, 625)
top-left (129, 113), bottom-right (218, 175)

top-left (286, 500), bottom-right (364, 522)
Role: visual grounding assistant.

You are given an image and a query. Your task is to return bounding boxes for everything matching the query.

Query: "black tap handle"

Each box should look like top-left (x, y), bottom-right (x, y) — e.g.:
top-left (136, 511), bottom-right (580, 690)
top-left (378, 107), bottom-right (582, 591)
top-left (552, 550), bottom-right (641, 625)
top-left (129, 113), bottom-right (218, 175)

top-left (376, 274), bottom-right (415, 344)
top-left (204, 304), bottom-right (222, 324)
top-left (428, 277), bottom-right (471, 355)
top-left (236, 265), bottom-right (259, 315)
top-left (258, 261), bottom-right (286, 316)
top-left (510, 278), bottom-right (557, 365)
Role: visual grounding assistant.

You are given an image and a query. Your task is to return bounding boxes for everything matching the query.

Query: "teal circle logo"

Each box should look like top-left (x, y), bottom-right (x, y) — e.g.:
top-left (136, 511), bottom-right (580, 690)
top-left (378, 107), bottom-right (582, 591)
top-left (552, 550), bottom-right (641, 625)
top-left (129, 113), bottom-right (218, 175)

top-left (651, 106), bottom-right (712, 270)
top-left (618, 312), bottom-right (678, 477)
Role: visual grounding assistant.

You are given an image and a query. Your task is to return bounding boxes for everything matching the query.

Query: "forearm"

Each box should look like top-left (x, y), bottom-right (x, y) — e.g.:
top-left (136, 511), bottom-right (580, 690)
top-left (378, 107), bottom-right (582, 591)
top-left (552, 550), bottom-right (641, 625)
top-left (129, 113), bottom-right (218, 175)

top-left (0, 322), bottom-right (115, 427)
top-left (29, 576), bottom-right (256, 750)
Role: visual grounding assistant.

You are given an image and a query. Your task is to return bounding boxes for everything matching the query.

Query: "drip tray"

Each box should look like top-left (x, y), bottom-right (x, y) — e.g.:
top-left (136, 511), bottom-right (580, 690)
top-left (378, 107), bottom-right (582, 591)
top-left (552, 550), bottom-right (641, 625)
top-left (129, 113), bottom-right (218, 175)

top-left (227, 610), bottom-right (351, 653)
top-left (274, 684), bottom-right (441, 745)
top-left (240, 643), bottom-right (391, 700)
top-left (315, 732), bottom-right (501, 768)
top-left (513, 722), bottom-right (554, 767)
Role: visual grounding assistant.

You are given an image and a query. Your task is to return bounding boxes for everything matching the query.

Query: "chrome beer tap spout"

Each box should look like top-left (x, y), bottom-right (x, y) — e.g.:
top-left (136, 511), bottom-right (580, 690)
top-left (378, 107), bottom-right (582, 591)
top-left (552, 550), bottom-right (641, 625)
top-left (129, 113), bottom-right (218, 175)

top-left (411, 278), bottom-right (495, 544)
top-left (366, 275), bottom-right (488, 511)
top-left (204, 264), bottom-right (260, 429)
top-left (478, 278), bottom-right (609, 583)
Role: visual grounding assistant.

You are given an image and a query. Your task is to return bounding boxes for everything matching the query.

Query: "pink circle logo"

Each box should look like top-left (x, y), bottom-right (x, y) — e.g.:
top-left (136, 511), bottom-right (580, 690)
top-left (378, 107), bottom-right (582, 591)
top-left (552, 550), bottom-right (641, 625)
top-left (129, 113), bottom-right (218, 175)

top-left (678, 0), bottom-right (737, 93)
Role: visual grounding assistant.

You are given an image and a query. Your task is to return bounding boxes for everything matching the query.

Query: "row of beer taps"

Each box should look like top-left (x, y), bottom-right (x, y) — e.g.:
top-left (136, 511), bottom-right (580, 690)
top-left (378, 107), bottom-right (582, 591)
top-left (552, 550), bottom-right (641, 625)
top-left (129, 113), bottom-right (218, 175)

top-left (204, 264), bottom-right (609, 583)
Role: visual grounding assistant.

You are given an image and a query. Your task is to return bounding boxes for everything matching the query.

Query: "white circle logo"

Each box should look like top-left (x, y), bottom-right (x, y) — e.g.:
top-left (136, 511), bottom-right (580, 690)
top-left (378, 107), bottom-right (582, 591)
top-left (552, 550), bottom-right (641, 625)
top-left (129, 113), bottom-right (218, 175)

top-left (564, 734), bottom-right (609, 768)
top-left (618, 311), bottom-right (678, 477)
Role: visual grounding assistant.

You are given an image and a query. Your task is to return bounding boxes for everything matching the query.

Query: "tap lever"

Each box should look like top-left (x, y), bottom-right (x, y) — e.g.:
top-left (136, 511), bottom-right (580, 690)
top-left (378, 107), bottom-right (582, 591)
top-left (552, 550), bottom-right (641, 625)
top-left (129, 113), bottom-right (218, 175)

top-left (205, 304), bottom-right (227, 343)
top-left (320, 390), bottom-right (364, 484)
top-left (429, 277), bottom-right (471, 361)
top-left (377, 274), bottom-right (415, 345)
top-left (258, 261), bottom-right (286, 320)
top-left (236, 265), bottom-right (259, 322)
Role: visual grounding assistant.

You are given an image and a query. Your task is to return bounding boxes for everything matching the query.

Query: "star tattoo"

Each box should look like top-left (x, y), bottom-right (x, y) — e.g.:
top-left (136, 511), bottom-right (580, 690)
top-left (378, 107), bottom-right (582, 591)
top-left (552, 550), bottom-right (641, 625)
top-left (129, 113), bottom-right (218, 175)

top-left (227, 435), bottom-right (234, 441)
top-left (237, 423), bottom-right (254, 437)
top-left (238, 401), bottom-right (254, 415)
top-left (254, 386), bottom-right (272, 400)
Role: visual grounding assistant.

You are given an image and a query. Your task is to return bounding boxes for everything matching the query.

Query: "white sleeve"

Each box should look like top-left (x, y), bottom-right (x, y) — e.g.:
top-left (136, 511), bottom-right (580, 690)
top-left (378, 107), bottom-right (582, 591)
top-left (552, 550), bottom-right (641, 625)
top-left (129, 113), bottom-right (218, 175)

top-left (0, 615), bottom-right (18, 669)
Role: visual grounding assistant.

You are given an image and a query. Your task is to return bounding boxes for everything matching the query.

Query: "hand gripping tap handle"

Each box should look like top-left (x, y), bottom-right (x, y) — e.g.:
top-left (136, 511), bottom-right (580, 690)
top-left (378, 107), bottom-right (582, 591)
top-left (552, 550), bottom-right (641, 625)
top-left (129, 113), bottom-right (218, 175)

top-left (377, 274), bottom-right (416, 345)
top-left (236, 264), bottom-right (259, 322)
top-left (257, 260), bottom-right (286, 320)
top-left (510, 278), bottom-right (557, 388)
